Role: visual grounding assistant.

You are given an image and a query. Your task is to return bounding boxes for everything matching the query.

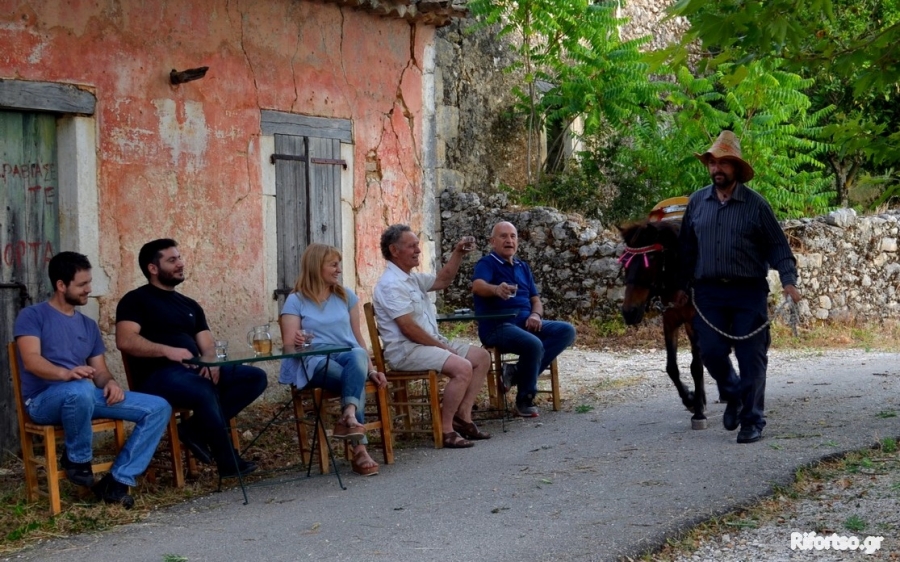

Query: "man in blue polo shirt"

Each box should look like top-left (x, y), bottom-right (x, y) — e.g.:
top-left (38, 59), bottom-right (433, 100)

top-left (472, 221), bottom-right (576, 417)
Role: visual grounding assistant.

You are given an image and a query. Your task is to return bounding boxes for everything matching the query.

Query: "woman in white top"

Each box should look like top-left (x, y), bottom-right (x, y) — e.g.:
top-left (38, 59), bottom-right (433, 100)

top-left (279, 244), bottom-right (387, 476)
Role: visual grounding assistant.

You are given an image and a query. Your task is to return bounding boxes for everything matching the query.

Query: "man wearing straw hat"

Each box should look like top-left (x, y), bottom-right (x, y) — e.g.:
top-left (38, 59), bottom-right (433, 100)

top-left (675, 131), bottom-right (801, 444)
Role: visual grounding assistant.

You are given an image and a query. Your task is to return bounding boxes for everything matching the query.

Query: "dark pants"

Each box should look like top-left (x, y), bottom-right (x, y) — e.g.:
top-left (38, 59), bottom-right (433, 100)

top-left (140, 364), bottom-right (268, 465)
top-left (692, 282), bottom-right (770, 431)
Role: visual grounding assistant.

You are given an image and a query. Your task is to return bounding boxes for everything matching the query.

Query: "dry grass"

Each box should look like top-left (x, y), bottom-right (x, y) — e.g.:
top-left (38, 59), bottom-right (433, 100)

top-left (633, 440), bottom-right (900, 562)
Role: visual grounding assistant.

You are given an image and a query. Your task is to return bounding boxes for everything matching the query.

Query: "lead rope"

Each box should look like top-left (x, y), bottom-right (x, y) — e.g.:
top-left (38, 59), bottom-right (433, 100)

top-left (691, 287), bottom-right (800, 340)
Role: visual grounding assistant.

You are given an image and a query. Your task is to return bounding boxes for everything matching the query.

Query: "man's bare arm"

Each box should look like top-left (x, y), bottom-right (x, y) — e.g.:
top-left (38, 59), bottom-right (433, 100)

top-left (395, 314), bottom-right (453, 351)
top-left (116, 320), bottom-right (194, 362)
top-left (432, 239), bottom-right (473, 291)
top-left (16, 336), bottom-right (95, 381)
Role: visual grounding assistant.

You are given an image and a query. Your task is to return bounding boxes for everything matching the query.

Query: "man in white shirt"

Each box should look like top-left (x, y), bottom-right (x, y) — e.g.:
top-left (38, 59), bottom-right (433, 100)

top-left (374, 224), bottom-right (491, 448)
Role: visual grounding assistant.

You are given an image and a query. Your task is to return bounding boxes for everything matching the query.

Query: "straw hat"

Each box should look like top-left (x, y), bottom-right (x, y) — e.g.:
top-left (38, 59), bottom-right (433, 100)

top-left (694, 130), bottom-right (755, 182)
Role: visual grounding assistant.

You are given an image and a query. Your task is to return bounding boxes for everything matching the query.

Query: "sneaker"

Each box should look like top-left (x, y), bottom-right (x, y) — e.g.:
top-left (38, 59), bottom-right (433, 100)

top-left (61, 451), bottom-right (95, 487)
top-left (500, 364), bottom-right (518, 394)
top-left (515, 395), bottom-right (539, 418)
top-left (218, 456), bottom-right (258, 479)
top-left (92, 473), bottom-right (134, 509)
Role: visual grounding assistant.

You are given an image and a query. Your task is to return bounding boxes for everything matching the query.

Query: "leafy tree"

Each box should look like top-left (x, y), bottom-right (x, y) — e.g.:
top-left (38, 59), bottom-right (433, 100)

top-left (665, 0), bottom-right (900, 208)
top-left (467, 0), bottom-right (656, 183)
top-left (605, 61), bottom-right (834, 221)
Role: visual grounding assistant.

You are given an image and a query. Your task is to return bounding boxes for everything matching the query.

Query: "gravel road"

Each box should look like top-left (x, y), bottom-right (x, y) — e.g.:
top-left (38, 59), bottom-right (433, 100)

top-left (5, 346), bottom-right (899, 562)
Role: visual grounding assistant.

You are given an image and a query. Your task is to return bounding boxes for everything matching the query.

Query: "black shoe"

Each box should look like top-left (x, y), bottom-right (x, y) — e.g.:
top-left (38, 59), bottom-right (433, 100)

top-left (92, 474), bottom-right (134, 509)
top-left (218, 457), bottom-right (258, 479)
top-left (177, 423), bottom-right (213, 465)
top-left (722, 399), bottom-right (742, 431)
top-left (499, 364), bottom-right (517, 394)
top-left (737, 426), bottom-right (762, 444)
top-left (61, 451), bottom-right (95, 487)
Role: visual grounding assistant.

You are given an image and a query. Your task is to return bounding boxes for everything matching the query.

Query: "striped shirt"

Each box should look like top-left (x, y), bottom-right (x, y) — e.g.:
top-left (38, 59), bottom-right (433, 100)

top-left (679, 183), bottom-right (797, 288)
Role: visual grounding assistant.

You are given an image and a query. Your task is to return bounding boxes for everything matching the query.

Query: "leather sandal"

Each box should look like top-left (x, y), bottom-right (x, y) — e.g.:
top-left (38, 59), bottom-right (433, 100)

top-left (351, 449), bottom-right (379, 476)
top-left (452, 415), bottom-right (491, 440)
top-left (442, 431), bottom-right (474, 449)
top-left (333, 419), bottom-right (365, 440)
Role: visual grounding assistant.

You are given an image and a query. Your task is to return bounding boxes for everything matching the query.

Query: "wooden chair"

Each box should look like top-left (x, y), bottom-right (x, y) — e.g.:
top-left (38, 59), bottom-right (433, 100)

top-left (363, 302), bottom-right (444, 448)
top-left (291, 379), bottom-right (394, 474)
top-left (121, 354), bottom-right (240, 488)
top-left (484, 347), bottom-right (561, 412)
top-left (121, 355), bottom-right (192, 488)
top-left (8, 342), bottom-right (126, 515)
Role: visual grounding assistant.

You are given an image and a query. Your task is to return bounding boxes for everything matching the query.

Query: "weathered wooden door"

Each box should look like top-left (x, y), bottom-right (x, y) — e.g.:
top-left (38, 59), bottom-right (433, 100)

top-left (273, 134), bottom-right (342, 307)
top-left (0, 110), bottom-right (60, 454)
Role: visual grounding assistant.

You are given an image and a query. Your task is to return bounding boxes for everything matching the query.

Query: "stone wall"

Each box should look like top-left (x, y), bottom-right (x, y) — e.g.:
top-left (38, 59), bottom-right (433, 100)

top-left (438, 189), bottom-right (900, 323)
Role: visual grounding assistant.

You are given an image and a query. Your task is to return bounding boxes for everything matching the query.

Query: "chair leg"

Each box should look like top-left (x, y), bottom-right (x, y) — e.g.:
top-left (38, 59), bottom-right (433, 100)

top-left (20, 433), bottom-right (40, 504)
top-left (550, 358), bottom-right (561, 411)
top-left (313, 389), bottom-right (330, 475)
top-left (44, 430), bottom-right (62, 516)
top-left (394, 380), bottom-right (413, 432)
top-left (375, 383), bottom-right (394, 465)
top-left (291, 390), bottom-right (312, 468)
top-left (428, 373), bottom-right (443, 449)
top-left (167, 415), bottom-right (186, 488)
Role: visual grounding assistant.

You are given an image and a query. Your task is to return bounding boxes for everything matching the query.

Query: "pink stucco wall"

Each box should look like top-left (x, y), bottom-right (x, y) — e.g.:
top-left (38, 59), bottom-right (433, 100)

top-left (0, 0), bottom-right (433, 337)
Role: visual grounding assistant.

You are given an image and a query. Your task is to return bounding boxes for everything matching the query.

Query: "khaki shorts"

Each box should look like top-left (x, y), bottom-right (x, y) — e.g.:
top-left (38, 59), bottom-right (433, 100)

top-left (389, 339), bottom-right (471, 372)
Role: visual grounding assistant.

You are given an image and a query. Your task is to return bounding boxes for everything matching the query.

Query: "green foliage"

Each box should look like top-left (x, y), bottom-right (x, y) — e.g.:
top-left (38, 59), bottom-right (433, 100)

top-left (602, 60), bottom-right (835, 220)
top-left (575, 404), bottom-right (594, 414)
top-left (666, 0), bottom-right (900, 207)
top-left (881, 437), bottom-right (898, 453)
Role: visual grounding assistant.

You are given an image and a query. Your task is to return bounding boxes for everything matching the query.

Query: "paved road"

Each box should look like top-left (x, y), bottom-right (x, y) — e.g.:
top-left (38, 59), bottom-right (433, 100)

top-left (6, 350), bottom-right (900, 562)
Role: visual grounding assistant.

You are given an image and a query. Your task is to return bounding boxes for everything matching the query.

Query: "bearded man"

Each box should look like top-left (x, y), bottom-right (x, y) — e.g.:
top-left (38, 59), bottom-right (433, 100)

top-left (675, 131), bottom-right (801, 444)
top-left (116, 238), bottom-right (267, 477)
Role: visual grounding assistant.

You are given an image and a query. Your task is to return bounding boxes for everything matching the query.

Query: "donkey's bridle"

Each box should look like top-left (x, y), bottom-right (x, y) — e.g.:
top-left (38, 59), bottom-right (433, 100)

top-left (617, 243), bottom-right (664, 269)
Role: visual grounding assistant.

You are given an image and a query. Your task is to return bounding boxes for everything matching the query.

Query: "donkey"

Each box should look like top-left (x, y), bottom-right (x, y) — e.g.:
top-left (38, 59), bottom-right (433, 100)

top-left (617, 219), bottom-right (707, 429)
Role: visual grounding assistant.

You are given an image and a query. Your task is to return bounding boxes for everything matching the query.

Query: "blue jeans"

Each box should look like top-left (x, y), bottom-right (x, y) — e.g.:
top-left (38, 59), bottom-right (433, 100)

top-left (481, 320), bottom-right (576, 403)
top-left (138, 364), bottom-right (267, 466)
top-left (27, 379), bottom-right (171, 487)
top-left (692, 283), bottom-right (770, 431)
top-left (309, 348), bottom-right (369, 444)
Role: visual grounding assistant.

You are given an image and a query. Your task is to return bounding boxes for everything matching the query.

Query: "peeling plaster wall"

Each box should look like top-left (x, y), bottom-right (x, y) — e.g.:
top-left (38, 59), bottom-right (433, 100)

top-left (1, 1), bottom-right (436, 348)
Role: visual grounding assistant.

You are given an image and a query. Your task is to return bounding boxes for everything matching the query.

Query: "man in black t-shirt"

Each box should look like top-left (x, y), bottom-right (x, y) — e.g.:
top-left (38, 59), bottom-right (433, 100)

top-left (116, 238), bottom-right (267, 477)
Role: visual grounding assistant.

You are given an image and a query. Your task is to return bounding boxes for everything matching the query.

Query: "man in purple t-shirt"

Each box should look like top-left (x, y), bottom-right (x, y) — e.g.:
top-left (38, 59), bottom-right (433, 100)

top-left (14, 252), bottom-right (170, 508)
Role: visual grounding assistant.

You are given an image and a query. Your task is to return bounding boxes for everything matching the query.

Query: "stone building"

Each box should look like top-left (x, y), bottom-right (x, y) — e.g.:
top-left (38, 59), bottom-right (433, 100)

top-left (0, 0), bottom-right (464, 453)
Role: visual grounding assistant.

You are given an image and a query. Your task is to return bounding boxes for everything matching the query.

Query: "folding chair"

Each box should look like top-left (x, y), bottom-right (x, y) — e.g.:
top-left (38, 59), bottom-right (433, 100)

top-left (363, 303), bottom-right (445, 448)
top-left (8, 342), bottom-right (126, 515)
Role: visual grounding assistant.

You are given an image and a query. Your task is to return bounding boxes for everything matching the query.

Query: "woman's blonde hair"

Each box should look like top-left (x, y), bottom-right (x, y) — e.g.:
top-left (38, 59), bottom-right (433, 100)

top-left (293, 243), bottom-right (348, 305)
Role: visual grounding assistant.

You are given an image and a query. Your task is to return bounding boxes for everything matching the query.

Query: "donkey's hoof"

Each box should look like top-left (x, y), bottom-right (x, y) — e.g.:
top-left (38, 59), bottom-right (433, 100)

top-left (691, 418), bottom-right (709, 430)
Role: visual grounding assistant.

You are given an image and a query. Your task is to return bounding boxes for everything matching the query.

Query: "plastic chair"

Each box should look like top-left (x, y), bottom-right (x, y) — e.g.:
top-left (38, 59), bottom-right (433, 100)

top-left (8, 341), bottom-right (126, 515)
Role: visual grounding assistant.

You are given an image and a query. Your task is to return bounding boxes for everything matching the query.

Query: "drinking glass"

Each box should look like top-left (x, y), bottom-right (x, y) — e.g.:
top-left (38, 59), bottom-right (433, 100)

top-left (214, 340), bottom-right (228, 359)
top-left (299, 329), bottom-right (315, 347)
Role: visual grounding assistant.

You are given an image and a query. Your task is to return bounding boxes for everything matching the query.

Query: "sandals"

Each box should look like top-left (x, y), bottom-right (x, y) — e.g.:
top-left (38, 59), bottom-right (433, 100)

top-left (452, 416), bottom-right (491, 440)
top-left (351, 449), bottom-right (379, 476)
top-left (333, 419), bottom-right (366, 440)
top-left (442, 431), bottom-right (474, 449)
